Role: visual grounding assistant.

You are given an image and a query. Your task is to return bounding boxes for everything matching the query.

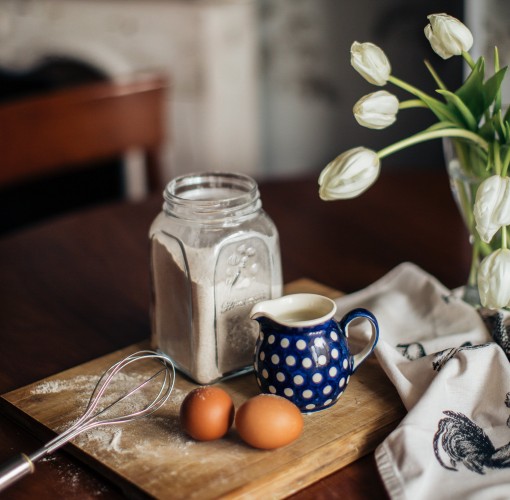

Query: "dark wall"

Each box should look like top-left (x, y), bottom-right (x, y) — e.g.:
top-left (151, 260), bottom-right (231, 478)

top-left (329, 1), bottom-right (464, 169)
top-left (259, 1), bottom-right (465, 175)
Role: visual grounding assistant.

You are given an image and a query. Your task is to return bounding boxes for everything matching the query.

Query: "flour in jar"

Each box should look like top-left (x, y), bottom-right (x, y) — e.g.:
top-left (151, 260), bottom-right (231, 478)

top-left (151, 232), bottom-right (278, 384)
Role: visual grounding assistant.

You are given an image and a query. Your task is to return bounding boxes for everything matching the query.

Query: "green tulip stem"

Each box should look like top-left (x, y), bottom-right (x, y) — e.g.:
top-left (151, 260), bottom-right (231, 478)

top-left (469, 240), bottom-right (480, 287)
top-left (424, 59), bottom-right (447, 90)
top-left (494, 47), bottom-right (502, 114)
top-left (377, 128), bottom-right (489, 160)
top-left (494, 141), bottom-right (502, 175)
top-left (502, 147), bottom-right (510, 177)
top-left (503, 226), bottom-right (508, 250)
top-left (388, 75), bottom-right (460, 123)
top-left (399, 99), bottom-right (428, 110)
top-left (388, 75), bottom-right (435, 102)
top-left (462, 51), bottom-right (476, 69)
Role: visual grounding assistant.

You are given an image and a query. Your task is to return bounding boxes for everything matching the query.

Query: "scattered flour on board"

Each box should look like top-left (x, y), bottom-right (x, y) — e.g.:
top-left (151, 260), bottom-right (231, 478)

top-left (28, 372), bottom-right (199, 458)
top-left (27, 369), bottom-right (248, 491)
top-left (109, 429), bottom-right (123, 453)
top-left (30, 375), bottom-right (99, 395)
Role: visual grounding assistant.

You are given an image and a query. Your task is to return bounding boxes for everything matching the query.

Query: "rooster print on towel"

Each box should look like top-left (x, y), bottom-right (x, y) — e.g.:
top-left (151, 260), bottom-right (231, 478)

top-left (396, 308), bottom-right (510, 363)
top-left (396, 341), bottom-right (476, 362)
top-left (433, 394), bottom-right (510, 474)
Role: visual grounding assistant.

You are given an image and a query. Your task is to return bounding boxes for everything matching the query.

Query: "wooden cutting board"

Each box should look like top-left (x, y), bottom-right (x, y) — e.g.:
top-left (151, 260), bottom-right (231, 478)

top-left (0, 279), bottom-right (405, 499)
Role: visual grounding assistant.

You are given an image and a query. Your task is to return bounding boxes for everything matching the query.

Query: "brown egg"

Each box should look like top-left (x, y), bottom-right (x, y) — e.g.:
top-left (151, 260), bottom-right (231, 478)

top-left (180, 386), bottom-right (235, 441)
top-left (235, 394), bottom-right (304, 450)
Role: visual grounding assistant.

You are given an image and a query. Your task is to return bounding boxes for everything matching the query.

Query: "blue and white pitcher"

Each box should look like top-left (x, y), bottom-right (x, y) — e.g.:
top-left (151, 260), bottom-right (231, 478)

top-left (251, 293), bottom-right (379, 413)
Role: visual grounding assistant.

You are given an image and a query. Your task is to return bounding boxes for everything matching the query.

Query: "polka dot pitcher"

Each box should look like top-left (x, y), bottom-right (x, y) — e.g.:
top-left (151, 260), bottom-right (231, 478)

top-left (251, 293), bottom-right (379, 413)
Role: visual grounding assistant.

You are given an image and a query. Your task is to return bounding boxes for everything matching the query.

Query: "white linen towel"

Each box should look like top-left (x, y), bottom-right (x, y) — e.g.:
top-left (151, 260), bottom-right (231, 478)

top-left (334, 262), bottom-right (510, 500)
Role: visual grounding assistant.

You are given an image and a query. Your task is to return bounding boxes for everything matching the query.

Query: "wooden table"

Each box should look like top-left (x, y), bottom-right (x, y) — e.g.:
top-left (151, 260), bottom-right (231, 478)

top-left (0, 167), bottom-right (471, 498)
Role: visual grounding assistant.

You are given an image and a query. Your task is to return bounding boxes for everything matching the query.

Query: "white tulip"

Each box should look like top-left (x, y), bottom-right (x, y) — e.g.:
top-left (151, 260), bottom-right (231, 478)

top-left (474, 175), bottom-right (510, 243)
top-left (424, 13), bottom-right (473, 59)
top-left (478, 249), bottom-right (510, 309)
top-left (353, 91), bottom-right (399, 129)
top-left (350, 42), bottom-right (391, 86)
top-left (319, 147), bottom-right (380, 200)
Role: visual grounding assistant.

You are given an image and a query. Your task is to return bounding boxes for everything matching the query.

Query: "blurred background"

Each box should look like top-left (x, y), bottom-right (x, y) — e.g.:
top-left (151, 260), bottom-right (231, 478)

top-left (0, 0), bottom-right (505, 233)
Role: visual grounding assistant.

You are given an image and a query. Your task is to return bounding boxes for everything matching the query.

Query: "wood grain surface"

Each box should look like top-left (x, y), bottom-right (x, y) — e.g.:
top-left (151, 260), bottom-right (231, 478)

top-left (1, 280), bottom-right (405, 499)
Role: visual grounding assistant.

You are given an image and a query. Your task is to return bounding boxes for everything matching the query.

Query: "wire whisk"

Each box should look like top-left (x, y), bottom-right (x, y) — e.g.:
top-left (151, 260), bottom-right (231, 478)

top-left (0, 350), bottom-right (175, 492)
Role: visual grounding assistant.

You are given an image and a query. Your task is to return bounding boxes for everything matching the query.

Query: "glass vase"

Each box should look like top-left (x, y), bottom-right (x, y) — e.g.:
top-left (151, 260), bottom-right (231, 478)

top-left (443, 138), bottom-right (496, 306)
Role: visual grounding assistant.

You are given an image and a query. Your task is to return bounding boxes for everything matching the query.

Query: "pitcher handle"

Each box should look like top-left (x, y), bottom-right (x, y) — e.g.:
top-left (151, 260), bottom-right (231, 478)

top-left (338, 308), bottom-right (379, 372)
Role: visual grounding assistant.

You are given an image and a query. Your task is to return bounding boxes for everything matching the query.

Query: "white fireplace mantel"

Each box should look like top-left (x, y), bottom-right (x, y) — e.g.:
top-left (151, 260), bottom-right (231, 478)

top-left (0, 0), bottom-right (260, 190)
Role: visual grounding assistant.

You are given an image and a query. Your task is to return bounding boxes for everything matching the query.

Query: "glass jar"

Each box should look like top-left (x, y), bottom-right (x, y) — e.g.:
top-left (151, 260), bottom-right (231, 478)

top-left (149, 172), bottom-right (283, 384)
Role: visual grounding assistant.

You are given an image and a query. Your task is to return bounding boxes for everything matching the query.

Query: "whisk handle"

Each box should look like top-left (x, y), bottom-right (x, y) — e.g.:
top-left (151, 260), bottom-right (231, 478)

top-left (0, 454), bottom-right (35, 492)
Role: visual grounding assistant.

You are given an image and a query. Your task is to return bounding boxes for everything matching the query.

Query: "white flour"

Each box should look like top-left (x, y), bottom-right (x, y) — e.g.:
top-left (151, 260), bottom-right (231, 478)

top-left (151, 230), bottom-right (278, 384)
top-left (151, 233), bottom-right (219, 384)
top-left (29, 373), bottom-right (193, 459)
top-left (30, 375), bottom-right (99, 395)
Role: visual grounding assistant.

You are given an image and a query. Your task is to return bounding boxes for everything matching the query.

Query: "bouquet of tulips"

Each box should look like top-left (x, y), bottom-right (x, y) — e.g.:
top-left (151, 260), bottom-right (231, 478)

top-left (319, 12), bottom-right (510, 310)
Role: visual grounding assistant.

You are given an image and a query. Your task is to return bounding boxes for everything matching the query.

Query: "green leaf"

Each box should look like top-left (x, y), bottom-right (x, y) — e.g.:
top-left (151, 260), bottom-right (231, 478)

top-left (478, 112), bottom-right (510, 143)
top-left (504, 105), bottom-right (510, 123)
top-left (388, 75), bottom-right (460, 124)
top-left (437, 89), bottom-right (478, 130)
top-left (455, 57), bottom-right (486, 122)
top-left (411, 92), bottom-right (461, 124)
top-left (478, 119), bottom-right (496, 140)
top-left (505, 121), bottom-right (510, 144)
top-left (495, 109), bottom-right (507, 142)
top-left (483, 66), bottom-right (507, 112)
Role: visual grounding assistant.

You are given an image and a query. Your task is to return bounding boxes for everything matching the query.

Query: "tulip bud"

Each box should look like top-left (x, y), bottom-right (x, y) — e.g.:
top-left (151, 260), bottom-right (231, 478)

top-left (350, 42), bottom-right (391, 86)
top-left (478, 249), bottom-right (510, 309)
top-left (318, 147), bottom-right (380, 200)
top-left (353, 91), bottom-right (399, 129)
top-left (424, 13), bottom-right (473, 59)
top-left (474, 175), bottom-right (510, 243)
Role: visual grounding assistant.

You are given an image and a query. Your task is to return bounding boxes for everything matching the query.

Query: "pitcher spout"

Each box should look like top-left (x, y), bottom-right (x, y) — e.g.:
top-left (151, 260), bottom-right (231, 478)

top-left (249, 299), bottom-right (275, 323)
top-left (249, 294), bottom-right (337, 329)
